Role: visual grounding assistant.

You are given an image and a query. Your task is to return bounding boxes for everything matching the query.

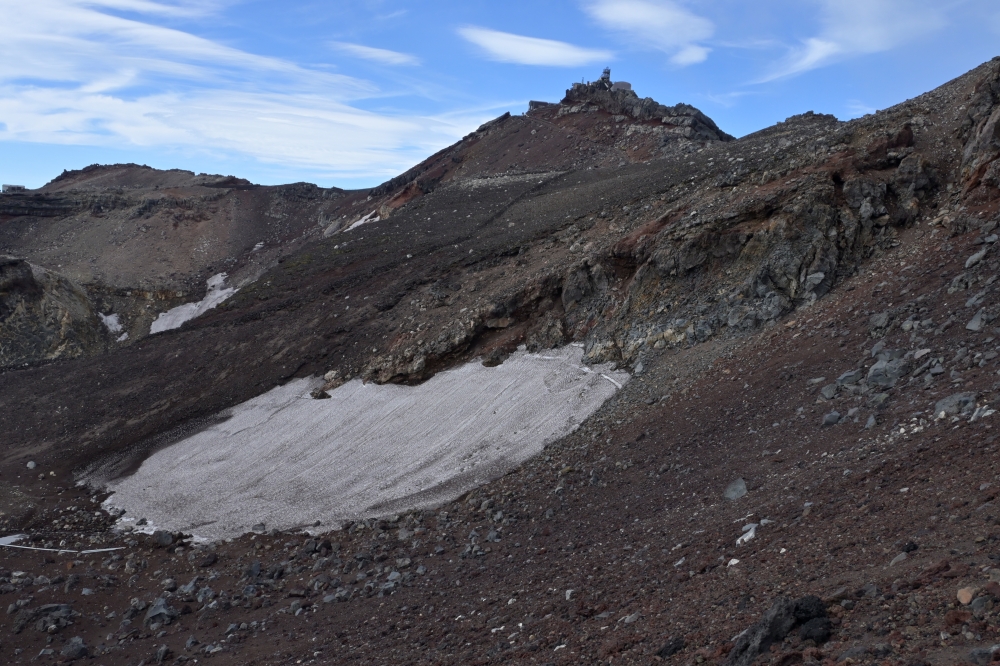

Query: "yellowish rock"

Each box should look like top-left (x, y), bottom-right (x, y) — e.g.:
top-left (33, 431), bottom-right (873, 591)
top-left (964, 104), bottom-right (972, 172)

top-left (957, 587), bottom-right (978, 605)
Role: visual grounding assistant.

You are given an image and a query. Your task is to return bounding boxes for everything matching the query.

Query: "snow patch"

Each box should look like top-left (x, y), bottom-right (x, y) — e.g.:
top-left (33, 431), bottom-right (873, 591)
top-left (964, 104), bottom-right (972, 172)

top-left (98, 313), bottom-right (122, 334)
top-left (98, 345), bottom-right (628, 540)
top-left (346, 210), bottom-right (379, 231)
top-left (149, 274), bottom-right (236, 334)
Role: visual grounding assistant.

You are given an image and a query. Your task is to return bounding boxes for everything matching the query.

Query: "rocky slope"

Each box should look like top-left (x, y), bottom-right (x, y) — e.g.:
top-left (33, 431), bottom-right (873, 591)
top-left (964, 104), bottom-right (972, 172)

top-left (0, 60), bottom-right (999, 665)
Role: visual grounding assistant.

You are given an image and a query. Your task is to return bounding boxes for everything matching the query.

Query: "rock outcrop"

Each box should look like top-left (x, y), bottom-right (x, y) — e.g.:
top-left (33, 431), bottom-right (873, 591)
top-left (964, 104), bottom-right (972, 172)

top-left (0, 256), bottom-right (109, 367)
top-left (561, 70), bottom-right (734, 143)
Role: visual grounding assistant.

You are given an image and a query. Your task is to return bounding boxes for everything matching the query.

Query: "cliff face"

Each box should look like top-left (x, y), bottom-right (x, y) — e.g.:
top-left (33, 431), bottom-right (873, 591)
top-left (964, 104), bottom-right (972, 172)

top-left (0, 256), bottom-right (109, 368)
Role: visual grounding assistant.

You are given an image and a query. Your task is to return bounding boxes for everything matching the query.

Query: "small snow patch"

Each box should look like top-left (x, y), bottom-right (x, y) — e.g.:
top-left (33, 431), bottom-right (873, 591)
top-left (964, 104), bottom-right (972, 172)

top-left (150, 274), bottom-right (236, 334)
top-left (99, 313), bottom-right (122, 334)
top-left (346, 210), bottom-right (379, 232)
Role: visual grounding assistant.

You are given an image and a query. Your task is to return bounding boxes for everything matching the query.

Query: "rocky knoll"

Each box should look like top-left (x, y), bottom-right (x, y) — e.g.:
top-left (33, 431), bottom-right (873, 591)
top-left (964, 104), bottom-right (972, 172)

top-left (560, 70), bottom-right (734, 143)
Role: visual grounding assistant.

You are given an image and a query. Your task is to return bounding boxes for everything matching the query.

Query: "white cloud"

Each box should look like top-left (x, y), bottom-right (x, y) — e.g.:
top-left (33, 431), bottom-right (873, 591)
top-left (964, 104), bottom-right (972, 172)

top-left (330, 42), bottom-right (420, 66)
top-left (0, 85), bottom-right (491, 180)
top-left (845, 99), bottom-right (878, 117)
top-left (0, 0), bottom-right (493, 182)
top-left (458, 26), bottom-right (612, 66)
top-left (583, 0), bottom-right (713, 66)
top-left (761, 0), bottom-right (948, 81)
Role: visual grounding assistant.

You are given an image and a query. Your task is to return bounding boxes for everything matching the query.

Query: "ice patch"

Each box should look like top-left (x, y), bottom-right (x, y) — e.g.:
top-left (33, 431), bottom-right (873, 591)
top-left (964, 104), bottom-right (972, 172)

top-left (346, 210), bottom-right (379, 232)
top-left (98, 345), bottom-right (629, 540)
top-left (98, 313), bottom-right (122, 334)
top-left (149, 273), bottom-right (236, 334)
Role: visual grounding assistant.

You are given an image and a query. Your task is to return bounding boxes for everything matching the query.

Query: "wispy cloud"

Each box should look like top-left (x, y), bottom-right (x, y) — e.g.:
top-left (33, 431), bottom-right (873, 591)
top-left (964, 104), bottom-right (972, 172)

top-left (458, 26), bottom-right (612, 67)
top-left (0, 86), bottom-right (486, 178)
top-left (845, 99), bottom-right (877, 117)
top-left (583, 0), bottom-right (713, 66)
top-left (760, 0), bottom-right (948, 81)
top-left (330, 42), bottom-right (420, 66)
top-left (700, 91), bottom-right (756, 108)
top-left (0, 0), bottom-right (491, 182)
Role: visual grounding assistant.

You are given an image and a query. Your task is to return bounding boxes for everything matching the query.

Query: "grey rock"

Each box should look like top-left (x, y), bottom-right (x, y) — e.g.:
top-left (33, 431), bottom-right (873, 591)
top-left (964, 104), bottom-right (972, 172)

top-left (725, 596), bottom-right (826, 666)
top-left (822, 411), bottom-right (841, 427)
top-left (144, 598), bottom-right (178, 627)
top-left (870, 340), bottom-right (886, 358)
top-left (865, 415), bottom-right (877, 429)
top-left (656, 637), bottom-right (685, 658)
top-left (185, 635), bottom-right (199, 649)
top-left (178, 577), bottom-right (199, 595)
top-left (867, 358), bottom-right (909, 387)
top-left (889, 552), bottom-right (907, 566)
top-left (838, 646), bottom-right (868, 662)
top-left (155, 644), bottom-right (171, 664)
top-left (935, 392), bottom-right (977, 417)
top-left (799, 617), bottom-right (832, 643)
top-left (868, 393), bottom-right (890, 408)
top-left (836, 369), bottom-right (864, 385)
top-left (60, 636), bottom-right (87, 660)
top-left (967, 308), bottom-right (986, 332)
top-left (971, 596), bottom-right (991, 619)
top-left (861, 583), bottom-right (880, 598)
top-left (724, 478), bottom-right (748, 501)
top-left (869, 312), bottom-right (891, 330)
top-left (966, 247), bottom-right (989, 269)
top-left (152, 530), bottom-right (173, 547)
top-left (820, 384), bottom-right (838, 400)
top-left (969, 646), bottom-right (1000, 666)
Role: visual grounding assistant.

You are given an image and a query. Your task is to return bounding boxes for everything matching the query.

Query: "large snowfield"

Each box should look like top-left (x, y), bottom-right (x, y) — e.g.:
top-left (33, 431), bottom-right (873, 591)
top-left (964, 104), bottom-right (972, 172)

top-left (99, 345), bottom-right (629, 540)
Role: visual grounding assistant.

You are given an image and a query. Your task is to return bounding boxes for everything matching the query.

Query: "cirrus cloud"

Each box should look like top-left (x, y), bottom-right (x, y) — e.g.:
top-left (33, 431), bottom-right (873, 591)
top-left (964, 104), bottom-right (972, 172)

top-left (458, 26), bottom-right (613, 67)
top-left (0, 0), bottom-right (497, 183)
top-left (760, 0), bottom-right (949, 81)
top-left (330, 42), bottom-right (420, 67)
top-left (582, 0), bottom-right (714, 66)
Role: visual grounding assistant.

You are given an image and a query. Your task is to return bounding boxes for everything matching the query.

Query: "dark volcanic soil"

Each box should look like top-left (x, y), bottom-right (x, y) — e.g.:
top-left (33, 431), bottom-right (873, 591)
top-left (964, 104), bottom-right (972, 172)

top-left (1, 61), bottom-right (1000, 665)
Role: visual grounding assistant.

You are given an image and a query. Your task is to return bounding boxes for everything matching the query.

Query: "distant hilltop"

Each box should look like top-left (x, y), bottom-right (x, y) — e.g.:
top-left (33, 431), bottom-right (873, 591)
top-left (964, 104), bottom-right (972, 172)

top-left (556, 67), bottom-right (734, 143)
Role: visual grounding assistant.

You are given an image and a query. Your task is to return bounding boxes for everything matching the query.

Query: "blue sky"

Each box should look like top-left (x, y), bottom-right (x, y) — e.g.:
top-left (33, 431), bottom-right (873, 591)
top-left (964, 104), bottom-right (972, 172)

top-left (2, 0), bottom-right (998, 190)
